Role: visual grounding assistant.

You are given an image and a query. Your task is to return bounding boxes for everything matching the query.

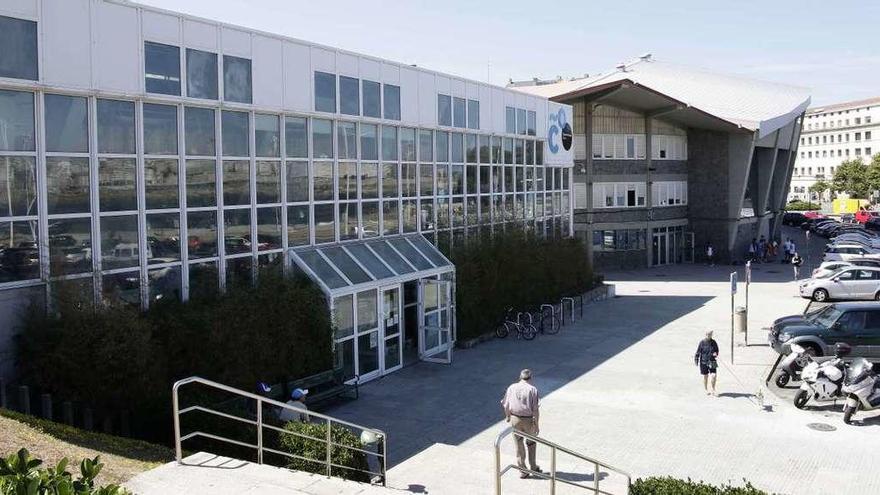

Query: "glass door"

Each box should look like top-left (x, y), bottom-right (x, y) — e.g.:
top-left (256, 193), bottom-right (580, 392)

top-left (355, 289), bottom-right (380, 383)
top-left (381, 285), bottom-right (403, 374)
top-left (684, 231), bottom-right (695, 263)
top-left (419, 277), bottom-right (453, 364)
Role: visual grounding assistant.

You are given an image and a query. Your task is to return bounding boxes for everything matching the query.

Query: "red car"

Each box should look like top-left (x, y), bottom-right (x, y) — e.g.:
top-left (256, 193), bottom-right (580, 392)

top-left (855, 209), bottom-right (880, 224)
top-left (802, 211), bottom-right (824, 220)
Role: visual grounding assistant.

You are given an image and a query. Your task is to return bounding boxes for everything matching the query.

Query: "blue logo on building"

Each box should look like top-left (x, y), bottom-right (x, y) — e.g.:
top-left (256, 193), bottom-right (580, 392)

top-left (548, 107), bottom-right (572, 154)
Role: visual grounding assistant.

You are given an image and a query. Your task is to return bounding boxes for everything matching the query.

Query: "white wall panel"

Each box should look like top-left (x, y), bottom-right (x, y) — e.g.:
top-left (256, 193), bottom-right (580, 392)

top-left (478, 85), bottom-right (492, 132)
top-left (94, 1), bottom-right (140, 93)
top-left (466, 82), bottom-right (479, 99)
top-left (252, 34), bottom-right (282, 108)
top-left (435, 76), bottom-right (450, 96)
top-left (381, 63), bottom-right (399, 85)
top-left (418, 72), bottom-right (436, 126)
top-left (183, 19), bottom-right (217, 51)
top-left (536, 102), bottom-right (547, 139)
top-left (41, 0), bottom-right (90, 88)
top-left (492, 88), bottom-right (506, 133)
top-left (221, 27), bottom-right (251, 57)
top-left (400, 67), bottom-right (419, 124)
top-left (450, 79), bottom-right (465, 97)
top-left (283, 41), bottom-right (311, 112)
top-left (310, 47), bottom-right (335, 74)
top-left (142, 9), bottom-right (180, 45)
top-left (360, 58), bottom-right (381, 82)
top-left (0, 0), bottom-right (37, 19)
top-left (336, 53), bottom-right (358, 78)
top-left (514, 92), bottom-right (527, 108)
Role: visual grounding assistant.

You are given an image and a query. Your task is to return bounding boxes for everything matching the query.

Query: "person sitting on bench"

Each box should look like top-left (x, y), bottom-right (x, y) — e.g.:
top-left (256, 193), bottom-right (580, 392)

top-left (279, 388), bottom-right (310, 423)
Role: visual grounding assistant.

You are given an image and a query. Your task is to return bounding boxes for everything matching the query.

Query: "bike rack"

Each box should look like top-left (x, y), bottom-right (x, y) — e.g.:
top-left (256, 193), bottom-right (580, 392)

top-left (540, 304), bottom-right (556, 333)
top-left (561, 297), bottom-right (575, 325)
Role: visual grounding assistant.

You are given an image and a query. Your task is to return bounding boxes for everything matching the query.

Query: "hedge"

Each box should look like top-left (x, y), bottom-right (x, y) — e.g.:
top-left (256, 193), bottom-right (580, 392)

top-left (785, 200), bottom-right (819, 211)
top-left (15, 272), bottom-right (333, 443)
top-left (632, 477), bottom-right (769, 494)
top-left (451, 229), bottom-right (594, 341)
top-left (278, 421), bottom-right (371, 483)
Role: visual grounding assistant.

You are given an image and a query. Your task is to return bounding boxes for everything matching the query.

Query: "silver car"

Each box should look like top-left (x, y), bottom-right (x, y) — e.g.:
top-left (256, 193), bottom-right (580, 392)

top-left (799, 266), bottom-right (880, 302)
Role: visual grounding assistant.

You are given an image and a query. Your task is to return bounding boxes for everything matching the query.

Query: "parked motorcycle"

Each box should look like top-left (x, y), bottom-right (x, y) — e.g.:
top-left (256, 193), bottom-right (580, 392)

top-left (842, 358), bottom-right (880, 424)
top-left (775, 343), bottom-right (811, 387)
top-left (793, 343), bottom-right (851, 409)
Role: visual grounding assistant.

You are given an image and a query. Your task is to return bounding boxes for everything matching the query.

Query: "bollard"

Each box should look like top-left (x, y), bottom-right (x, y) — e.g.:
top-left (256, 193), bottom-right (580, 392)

top-left (121, 411), bottom-right (131, 437)
top-left (0, 378), bottom-right (6, 409)
top-left (62, 402), bottom-right (74, 425)
top-left (83, 408), bottom-right (94, 430)
top-left (41, 394), bottom-right (52, 421)
top-left (18, 386), bottom-right (30, 415)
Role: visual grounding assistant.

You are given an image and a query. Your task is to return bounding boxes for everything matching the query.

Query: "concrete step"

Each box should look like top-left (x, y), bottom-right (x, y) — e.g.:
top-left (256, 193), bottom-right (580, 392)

top-left (125, 452), bottom-right (396, 495)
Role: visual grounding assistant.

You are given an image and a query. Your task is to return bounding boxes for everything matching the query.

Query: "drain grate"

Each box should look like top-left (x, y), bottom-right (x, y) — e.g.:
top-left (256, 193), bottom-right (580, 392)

top-left (806, 422), bottom-right (836, 432)
top-left (638, 290), bottom-right (651, 293)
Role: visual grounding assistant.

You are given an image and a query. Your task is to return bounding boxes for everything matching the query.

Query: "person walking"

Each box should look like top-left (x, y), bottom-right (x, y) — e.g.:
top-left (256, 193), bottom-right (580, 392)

top-left (791, 252), bottom-right (803, 280)
top-left (706, 243), bottom-right (715, 266)
top-left (747, 238), bottom-right (757, 262)
top-left (500, 369), bottom-right (542, 478)
top-left (694, 331), bottom-right (719, 395)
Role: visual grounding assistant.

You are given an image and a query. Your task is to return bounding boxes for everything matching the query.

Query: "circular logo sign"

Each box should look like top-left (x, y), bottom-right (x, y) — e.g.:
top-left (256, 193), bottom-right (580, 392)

top-left (561, 122), bottom-right (572, 151)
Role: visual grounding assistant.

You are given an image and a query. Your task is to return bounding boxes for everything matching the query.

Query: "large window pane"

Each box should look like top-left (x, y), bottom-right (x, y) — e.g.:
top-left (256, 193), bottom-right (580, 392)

top-left (48, 218), bottom-right (91, 276)
top-left (384, 84), bottom-right (400, 120)
top-left (382, 126), bottom-right (398, 161)
top-left (340, 76), bottom-right (360, 116)
top-left (187, 211), bottom-right (218, 259)
top-left (401, 163), bottom-right (417, 198)
top-left (0, 157), bottom-right (36, 217)
top-left (189, 261), bottom-right (218, 299)
top-left (338, 202), bottom-right (357, 241)
top-left (223, 55), bottom-right (252, 104)
top-left (313, 119), bottom-right (333, 159)
top-left (226, 256), bottom-right (253, 288)
top-left (186, 49), bottom-right (218, 100)
top-left (362, 80), bottom-right (380, 118)
top-left (144, 41), bottom-right (180, 95)
top-left (146, 212), bottom-right (180, 262)
top-left (97, 99), bottom-right (135, 154)
top-left (451, 133), bottom-right (463, 163)
top-left (466, 134), bottom-right (477, 163)
top-left (515, 139), bottom-right (524, 164)
top-left (505, 107), bottom-right (516, 134)
top-left (382, 201), bottom-right (399, 235)
top-left (285, 117), bottom-right (308, 158)
top-left (420, 164), bottom-right (434, 196)
top-left (527, 111), bottom-right (537, 136)
top-left (0, 220), bottom-right (39, 282)
top-left (315, 71), bottom-right (336, 113)
top-left (102, 271), bottom-right (141, 307)
top-left (99, 158), bottom-right (136, 211)
top-left (149, 265), bottom-right (181, 303)
top-left (438, 95), bottom-right (452, 127)
top-left (313, 162), bottom-right (333, 201)
top-left (222, 160), bottom-right (250, 205)
top-left (100, 215), bottom-right (139, 269)
top-left (314, 203), bottom-right (335, 243)
top-left (45, 95), bottom-right (88, 153)
top-left (286, 161), bottom-right (308, 202)
top-left (467, 99), bottom-right (480, 129)
top-left (143, 104), bottom-right (178, 155)
top-left (224, 209), bottom-right (251, 254)
top-left (382, 163), bottom-right (398, 198)
top-left (0, 16), bottom-right (37, 80)
top-left (185, 107), bottom-right (215, 156)
top-left (255, 114), bottom-right (280, 158)
top-left (256, 161), bottom-right (280, 203)
top-left (503, 138), bottom-right (513, 164)
top-left (337, 121), bottom-right (357, 160)
top-left (256, 207), bottom-right (281, 250)
top-left (47, 157), bottom-right (90, 214)
top-left (185, 159), bottom-right (216, 207)
top-left (402, 199), bottom-right (417, 233)
top-left (287, 204), bottom-right (309, 246)
top-left (451, 165), bottom-right (463, 195)
top-left (401, 128), bottom-right (416, 162)
top-left (517, 109), bottom-right (527, 135)
top-left (361, 162), bottom-right (378, 199)
top-left (362, 202), bottom-right (379, 238)
top-left (360, 123), bottom-right (378, 161)
top-left (0, 90), bottom-right (34, 152)
top-left (222, 110), bottom-right (249, 157)
top-left (419, 130), bottom-right (433, 162)
top-left (453, 97), bottom-right (466, 128)
top-left (436, 164), bottom-right (449, 195)
top-left (479, 136), bottom-right (490, 163)
top-left (437, 132), bottom-right (449, 162)
top-left (338, 162), bottom-right (357, 201)
top-left (420, 199), bottom-right (434, 231)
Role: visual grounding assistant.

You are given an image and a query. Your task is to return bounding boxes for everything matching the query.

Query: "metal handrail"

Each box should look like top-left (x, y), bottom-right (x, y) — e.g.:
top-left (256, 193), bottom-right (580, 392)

top-left (494, 427), bottom-right (630, 495)
top-left (172, 376), bottom-right (388, 486)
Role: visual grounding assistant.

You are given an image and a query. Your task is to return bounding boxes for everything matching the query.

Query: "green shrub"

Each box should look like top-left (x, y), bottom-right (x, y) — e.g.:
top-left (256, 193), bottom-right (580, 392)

top-left (0, 448), bottom-right (130, 495)
top-left (631, 477), bottom-right (768, 495)
top-left (451, 230), bottom-right (594, 340)
top-left (277, 421), bottom-right (372, 483)
top-left (785, 200), bottom-right (819, 211)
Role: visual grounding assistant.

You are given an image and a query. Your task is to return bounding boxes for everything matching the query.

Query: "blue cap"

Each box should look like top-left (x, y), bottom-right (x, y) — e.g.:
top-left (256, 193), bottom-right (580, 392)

top-left (291, 388), bottom-right (308, 400)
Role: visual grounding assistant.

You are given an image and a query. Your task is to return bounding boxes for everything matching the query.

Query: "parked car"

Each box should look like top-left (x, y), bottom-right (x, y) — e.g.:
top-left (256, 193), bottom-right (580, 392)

top-left (783, 212), bottom-right (808, 226)
top-left (841, 213), bottom-right (856, 224)
top-left (803, 211), bottom-right (825, 220)
top-left (799, 266), bottom-right (880, 301)
top-left (855, 210), bottom-right (880, 224)
top-left (866, 217), bottom-right (880, 232)
top-left (769, 302), bottom-right (880, 357)
top-left (824, 244), bottom-right (880, 262)
top-left (812, 261), bottom-right (854, 278)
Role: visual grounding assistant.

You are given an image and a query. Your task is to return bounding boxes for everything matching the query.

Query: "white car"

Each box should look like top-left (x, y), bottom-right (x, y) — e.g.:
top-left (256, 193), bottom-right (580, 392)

top-left (812, 261), bottom-right (853, 278)
top-left (799, 266), bottom-right (880, 302)
top-left (824, 244), bottom-right (880, 262)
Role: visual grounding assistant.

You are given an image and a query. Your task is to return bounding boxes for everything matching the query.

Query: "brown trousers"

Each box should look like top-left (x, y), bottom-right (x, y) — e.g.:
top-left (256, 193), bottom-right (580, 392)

top-left (510, 415), bottom-right (538, 470)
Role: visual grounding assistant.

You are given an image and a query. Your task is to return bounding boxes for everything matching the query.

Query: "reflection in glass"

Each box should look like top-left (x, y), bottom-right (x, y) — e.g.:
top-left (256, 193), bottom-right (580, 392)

top-left (286, 161), bottom-right (308, 202)
top-left (0, 89), bottom-right (35, 151)
top-left (437, 198), bottom-right (449, 228)
top-left (186, 49), bottom-right (218, 100)
top-left (144, 41), bottom-right (180, 96)
top-left (144, 103), bottom-right (178, 155)
top-left (46, 157), bottom-right (90, 214)
top-left (357, 290), bottom-right (378, 332)
top-left (451, 165), bottom-right (463, 195)
top-left (468, 99), bottom-right (480, 129)
top-left (143, 159), bottom-right (178, 210)
top-left (382, 126), bottom-right (398, 162)
top-left (419, 129), bottom-right (433, 162)
top-left (149, 265), bottom-right (181, 303)
top-left (401, 128), bottom-right (416, 161)
top-left (313, 162), bottom-right (333, 201)
top-left (420, 199), bottom-right (434, 231)
top-left (0, 157), bottom-right (36, 217)
top-left (382, 163), bottom-right (398, 198)
top-left (362, 80), bottom-right (380, 118)
top-left (451, 133), bottom-right (463, 163)
top-left (185, 107), bottom-right (215, 156)
top-left (314, 203), bottom-right (335, 244)
top-left (453, 97), bottom-right (466, 128)
top-left (0, 220), bottom-right (38, 282)
top-left (97, 99), bottom-right (135, 154)
top-left (358, 332), bottom-right (379, 375)
top-left (0, 16), bottom-right (37, 80)
top-left (287, 205), bottom-right (309, 246)
top-left (255, 161), bottom-right (280, 203)
top-left (187, 211), bottom-right (218, 259)
top-left (436, 164), bottom-right (449, 195)
top-left (340, 76), bottom-right (359, 116)
top-left (222, 110), bottom-right (249, 157)
top-left (256, 207), bottom-right (281, 250)
top-left (466, 165), bottom-right (477, 195)
top-left (226, 255), bottom-right (253, 288)
top-left (102, 271), bottom-right (141, 307)
top-left (98, 158), bottom-right (136, 211)
top-left (401, 163), bottom-right (417, 198)
top-left (334, 294), bottom-right (354, 339)
top-left (361, 163), bottom-right (378, 199)
top-left (362, 202), bottom-right (379, 238)
top-left (222, 160), bottom-right (250, 205)
top-left (436, 131), bottom-right (449, 162)
top-left (48, 218), bottom-right (91, 276)
top-left (314, 71), bottom-right (337, 113)
top-left (257, 252), bottom-right (282, 279)
top-left (437, 95), bottom-right (451, 127)
top-left (383, 84), bottom-right (400, 120)
top-left (338, 162), bottom-right (357, 201)
top-left (420, 164), bottom-right (434, 197)
top-left (515, 139), bottom-right (524, 164)
top-left (146, 212), bottom-right (180, 262)
top-left (312, 119), bottom-right (333, 159)
top-left (402, 199), bottom-right (417, 233)
top-left (337, 121), bottom-right (357, 160)
top-left (100, 215), bottom-right (139, 269)
top-left (45, 94), bottom-right (88, 153)
top-left (224, 209), bottom-right (251, 254)
top-left (188, 261), bottom-right (218, 299)
top-left (382, 201), bottom-right (399, 235)
top-left (223, 55), bottom-right (252, 104)
top-left (285, 116), bottom-right (308, 158)
top-left (360, 123), bottom-right (378, 161)
top-left (255, 114), bottom-right (280, 157)
top-left (335, 339), bottom-right (355, 381)
top-left (466, 134), bottom-right (477, 163)
top-left (185, 159), bottom-right (216, 207)
top-left (338, 202), bottom-right (358, 241)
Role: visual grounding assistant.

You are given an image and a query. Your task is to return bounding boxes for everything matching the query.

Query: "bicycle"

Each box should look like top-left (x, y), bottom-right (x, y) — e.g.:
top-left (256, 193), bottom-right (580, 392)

top-left (495, 307), bottom-right (537, 340)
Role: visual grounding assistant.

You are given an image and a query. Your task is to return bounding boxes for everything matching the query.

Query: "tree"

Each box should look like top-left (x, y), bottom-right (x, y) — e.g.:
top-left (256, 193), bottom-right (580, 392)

top-left (831, 159), bottom-right (870, 198)
top-left (867, 154), bottom-right (880, 197)
top-left (809, 180), bottom-right (830, 204)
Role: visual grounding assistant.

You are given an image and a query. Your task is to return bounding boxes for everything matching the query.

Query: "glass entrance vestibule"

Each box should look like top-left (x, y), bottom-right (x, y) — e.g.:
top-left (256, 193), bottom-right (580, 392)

top-left (289, 234), bottom-right (455, 384)
top-left (651, 225), bottom-right (694, 266)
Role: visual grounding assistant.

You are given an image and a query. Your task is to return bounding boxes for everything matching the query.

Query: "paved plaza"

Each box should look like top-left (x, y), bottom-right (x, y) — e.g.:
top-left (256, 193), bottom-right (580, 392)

top-left (322, 228), bottom-right (880, 495)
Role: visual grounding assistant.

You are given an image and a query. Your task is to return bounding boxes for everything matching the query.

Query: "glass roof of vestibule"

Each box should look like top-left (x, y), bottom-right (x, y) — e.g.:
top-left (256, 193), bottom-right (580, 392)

top-left (290, 234), bottom-right (454, 297)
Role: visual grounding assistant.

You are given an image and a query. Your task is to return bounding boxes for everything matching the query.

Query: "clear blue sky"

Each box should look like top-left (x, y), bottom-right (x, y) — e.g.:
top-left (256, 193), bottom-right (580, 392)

top-left (140, 0), bottom-right (879, 106)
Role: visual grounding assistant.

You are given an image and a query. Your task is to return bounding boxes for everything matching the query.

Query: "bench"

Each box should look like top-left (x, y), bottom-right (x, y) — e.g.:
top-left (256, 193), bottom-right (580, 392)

top-left (275, 369), bottom-right (358, 408)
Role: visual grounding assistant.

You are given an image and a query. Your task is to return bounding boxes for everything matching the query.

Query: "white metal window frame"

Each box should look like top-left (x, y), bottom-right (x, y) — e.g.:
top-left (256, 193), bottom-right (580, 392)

top-left (651, 181), bottom-right (688, 207)
top-left (592, 182), bottom-right (646, 209)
